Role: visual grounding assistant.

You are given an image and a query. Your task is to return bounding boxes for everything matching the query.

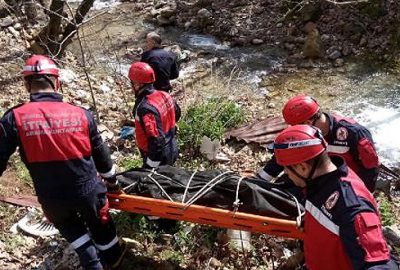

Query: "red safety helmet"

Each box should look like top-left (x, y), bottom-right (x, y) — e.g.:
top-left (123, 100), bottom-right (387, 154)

top-left (282, 95), bottom-right (320, 125)
top-left (273, 125), bottom-right (326, 166)
top-left (23, 55), bottom-right (59, 78)
top-left (128, 62), bottom-right (155, 84)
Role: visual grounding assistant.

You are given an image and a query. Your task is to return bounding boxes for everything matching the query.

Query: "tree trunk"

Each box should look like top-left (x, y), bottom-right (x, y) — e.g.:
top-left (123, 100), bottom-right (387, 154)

top-left (30, 0), bottom-right (94, 57)
top-left (58, 0), bottom-right (95, 55)
top-left (30, 0), bottom-right (65, 56)
top-left (46, 0), bottom-right (65, 55)
top-left (24, 0), bottom-right (37, 23)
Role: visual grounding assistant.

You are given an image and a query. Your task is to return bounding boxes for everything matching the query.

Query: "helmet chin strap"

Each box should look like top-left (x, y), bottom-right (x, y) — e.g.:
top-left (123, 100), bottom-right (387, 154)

top-left (134, 85), bottom-right (144, 97)
top-left (287, 155), bottom-right (321, 184)
top-left (43, 75), bottom-right (56, 90)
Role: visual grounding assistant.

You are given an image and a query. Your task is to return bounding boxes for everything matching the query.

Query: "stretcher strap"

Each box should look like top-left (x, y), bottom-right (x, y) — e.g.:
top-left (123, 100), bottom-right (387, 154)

top-left (182, 170), bottom-right (197, 203)
top-left (183, 171), bottom-right (234, 209)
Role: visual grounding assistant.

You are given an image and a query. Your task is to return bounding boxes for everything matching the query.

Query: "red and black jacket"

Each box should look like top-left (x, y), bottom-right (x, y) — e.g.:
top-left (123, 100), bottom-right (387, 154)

top-left (325, 113), bottom-right (379, 191)
top-left (303, 157), bottom-right (394, 270)
top-left (0, 93), bottom-right (114, 202)
top-left (133, 85), bottom-right (180, 168)
top-left (261, 113), bottom-right (379, 192)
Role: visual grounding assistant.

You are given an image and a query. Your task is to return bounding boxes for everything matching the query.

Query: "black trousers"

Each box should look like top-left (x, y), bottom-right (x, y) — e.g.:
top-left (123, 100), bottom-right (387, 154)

top-left (141, 139), bottom-right (179, 168)
top-left (41, 180), bottom-right (123, 270)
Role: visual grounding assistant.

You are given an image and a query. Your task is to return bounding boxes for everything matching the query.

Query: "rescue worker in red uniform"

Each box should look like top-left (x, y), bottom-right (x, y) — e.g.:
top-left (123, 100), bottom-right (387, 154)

top-left (258, 95), bottom-right (379, 192)
top-left (0, 55), bottom-right (125, 270)
top-left (129, 62), bottom-right (180, 168)
top-left (273, 125), bottom-right (396, 270)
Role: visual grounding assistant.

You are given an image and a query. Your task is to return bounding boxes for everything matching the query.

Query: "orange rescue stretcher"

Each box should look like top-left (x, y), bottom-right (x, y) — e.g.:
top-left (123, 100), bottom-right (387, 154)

top-left (108, 193), bottom-right (304, 240)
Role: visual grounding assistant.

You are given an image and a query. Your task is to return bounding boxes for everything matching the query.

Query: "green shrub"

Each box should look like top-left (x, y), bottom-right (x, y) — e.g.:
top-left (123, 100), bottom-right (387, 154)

top-left (178, 98), bottom-right (245, 153)
top-left (118, 156), bottom-right (143, 171)
top-left (111, 212), bottom-right (156, 241)
top-left (160, 249), bottom-right (185, 265)
top-left (378, 195), bottom-right (395, 226)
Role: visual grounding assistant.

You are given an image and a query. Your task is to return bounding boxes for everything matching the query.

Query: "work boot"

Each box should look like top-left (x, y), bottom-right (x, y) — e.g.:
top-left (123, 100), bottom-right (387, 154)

top-left (104, 241), bottom-right (127, 270)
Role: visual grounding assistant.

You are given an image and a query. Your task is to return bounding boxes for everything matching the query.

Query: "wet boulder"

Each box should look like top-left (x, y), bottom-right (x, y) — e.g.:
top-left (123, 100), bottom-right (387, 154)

top-left (197, 8), bottom-right (213, 28)
top-left (303, 23), bottom-right (323, 59)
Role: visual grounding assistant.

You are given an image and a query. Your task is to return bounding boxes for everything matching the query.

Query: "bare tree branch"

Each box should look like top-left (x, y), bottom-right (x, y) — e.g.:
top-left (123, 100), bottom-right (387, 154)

top-left (31, 0), bottom-right (108, 57)
top-left (59, 0), bottom-right (95, 54)
top-left (33, 1), bottom-right (74, 24)
top-left (278, 0), bottom-right (310, 23)
top-left (325, 0), bottom-right (369, 4)
top-left (65, 1), bottom-right (99, 122)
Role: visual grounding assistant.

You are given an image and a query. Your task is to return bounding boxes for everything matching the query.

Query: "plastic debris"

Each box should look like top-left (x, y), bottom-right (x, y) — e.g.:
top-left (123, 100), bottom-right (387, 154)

top-left (98, 124), bottom-right (114, 141)
top-left (120, 126), bottom-right (135, 139)
top-left (17, 209), bottom-right (59, 237)
top-left (99, 84), bottom-right (111, 93)
top-left (200, 136), bottom-right (221, 160)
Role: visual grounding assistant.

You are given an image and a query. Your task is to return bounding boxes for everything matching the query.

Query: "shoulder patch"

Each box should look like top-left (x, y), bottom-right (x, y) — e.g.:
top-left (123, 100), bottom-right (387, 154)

top-left (336, 127), bottom-right (348, 141)
top-left (325, 191), bottom-right (340, 210)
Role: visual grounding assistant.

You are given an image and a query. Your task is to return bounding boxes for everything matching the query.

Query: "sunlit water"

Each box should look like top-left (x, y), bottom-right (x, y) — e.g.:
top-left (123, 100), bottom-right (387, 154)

top-left (179, 34), bottom-right (400, 167)
top-left (332, 69), bottom-right (400, 167)
top-left (67, 0), bottom-right (120, 10)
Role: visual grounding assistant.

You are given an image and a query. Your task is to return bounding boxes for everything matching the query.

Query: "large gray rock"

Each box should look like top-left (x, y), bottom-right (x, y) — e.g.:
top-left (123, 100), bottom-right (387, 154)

top-left (197, 8), bottom-right (212, 18)
top-left (197, 8), bottom-right (212, 27)
top-left (0, 16), bottom-right (13, 28)
top-left (383, 226), bottom-right (400, 247)
top-left (156, 14), bottom-right (174, 26)
top-left (160, 6), bottom-right (176, 19)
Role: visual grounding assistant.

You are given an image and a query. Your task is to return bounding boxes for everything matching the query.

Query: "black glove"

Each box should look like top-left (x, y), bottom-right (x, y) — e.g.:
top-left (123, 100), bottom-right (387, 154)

top-left (105, 180), bottom-right (122, 194)
top-left (103, 174), bottom-right (122, 194)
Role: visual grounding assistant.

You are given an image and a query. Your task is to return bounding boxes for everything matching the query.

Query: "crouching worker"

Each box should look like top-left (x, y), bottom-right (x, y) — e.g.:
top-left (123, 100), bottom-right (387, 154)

top-left (258, 95), bottom-right (379, 192)
top-left (129, 62), bottom-right (180, 169)
top-left (0, 55), bottom-right (125, 270)
top-left (273, 125), bottom-right (397, 270)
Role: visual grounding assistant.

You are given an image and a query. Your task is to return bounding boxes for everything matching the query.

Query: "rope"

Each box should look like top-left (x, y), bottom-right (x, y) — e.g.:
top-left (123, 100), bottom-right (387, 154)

top-left (232, 176), bottom-right (245, 214)
top-left (182, 170), bottom-right (197, 203)
top-left (288, 193), bottom-right (305, 228)
top-left (144, 169), bottom-right (174, 202)
top-left (183, 174), bottom-right (231, 209)
top-left (122, 181), bottom-right (137, 193)
top-left (151, 170), bottom-right (174, 181)
top-left (183, 171), bottom-right (234, 209)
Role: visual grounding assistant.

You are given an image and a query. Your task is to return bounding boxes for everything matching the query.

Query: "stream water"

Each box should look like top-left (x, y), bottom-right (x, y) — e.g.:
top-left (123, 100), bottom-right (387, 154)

top-left (73, 3), bottom-right (400, 168)
top-left (67, 0), bottom-right (121, 10)
top-left (173, 33), bottom-right (400, 167)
